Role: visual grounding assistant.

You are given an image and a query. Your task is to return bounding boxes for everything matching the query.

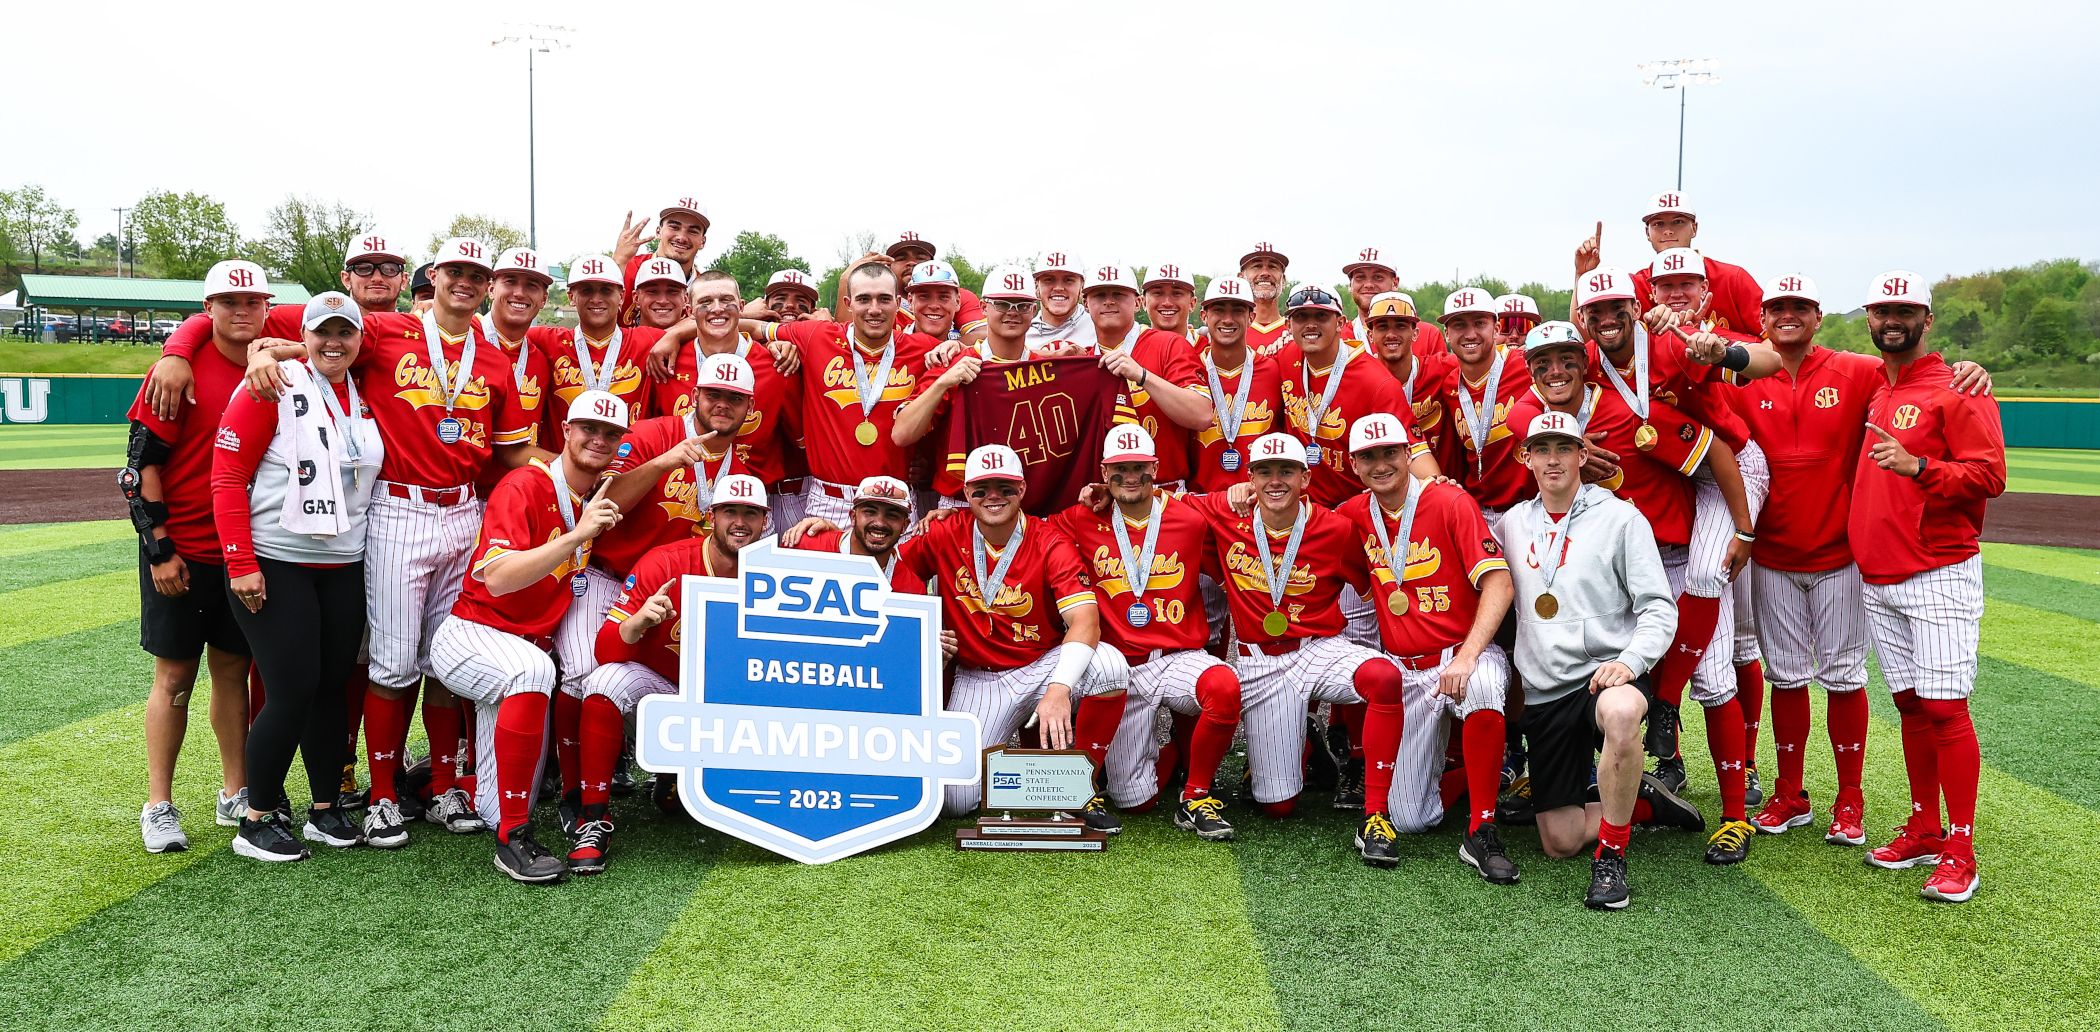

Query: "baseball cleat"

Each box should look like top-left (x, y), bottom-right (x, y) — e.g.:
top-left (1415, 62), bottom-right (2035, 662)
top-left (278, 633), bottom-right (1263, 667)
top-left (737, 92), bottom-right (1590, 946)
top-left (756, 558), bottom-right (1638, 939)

top-left (1921, 855), bottom-right (1980, 903)
top-left (611, 740), bottom-right (638, 797)
top-left (362, 798), bottom-right (410, 849)
top-left (1644, 699), bottom-right (1681, 765)
top-left (1173, 794), bottom-right (1235, 841)
top-left (1649, 755), bottom-right (1689, 795)
top-left (1866, 826), bottom-right (1944, 870)
top-left (215, 787), bottom-right (249, 828)
top-left (1332, 759), bottom-right (1366, 811)
top-left (1704, 820), bottom-right (1755, 865)
top-left (1355, 812), bottom-right (1400, 868)
top-left (1743, 765), bottom-right (1764, 809)
top-left (301, 806), bottom-right (364, 848)
top-left (424, 788), bottom-right (486, 834)
top-left (141, 801), bottom-right (189, 854)
top-left (337, 762), bottom-right (367, 811)
top-left (567, 818), bottom-right (614, 876)
top-left (233, 811), bottom-right (310, 863)
top-left (1637, 772), bottom-right (1706, 832)
top-left (1496, 776), bottom-right (1535, 826)
top-left (558, 789), bottom-right (585, 839)
top-left (1752, 792), bottom-right (1815, 835)
top-left (494, 826), bottom-right (566, 884)
top-left (1459, 824), bottom-right (1520, 884)
top-left (1080, 794), bottom-right (1123, 835)
top-left (1584, 850), bottom-right (1632, 910)
top-left (1825, 802), bottom-right (1867, 847)
top-left (652, 772), bottom-right (683, 817)
top-left (398, 754), bottom-right (431, 822)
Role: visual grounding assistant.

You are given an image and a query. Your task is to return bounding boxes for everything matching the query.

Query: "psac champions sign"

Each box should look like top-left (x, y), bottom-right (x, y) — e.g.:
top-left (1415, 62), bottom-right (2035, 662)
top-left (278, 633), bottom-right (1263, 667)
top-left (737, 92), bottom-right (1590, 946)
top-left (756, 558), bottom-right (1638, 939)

top-left (636, 538), bottom-right (982, 864)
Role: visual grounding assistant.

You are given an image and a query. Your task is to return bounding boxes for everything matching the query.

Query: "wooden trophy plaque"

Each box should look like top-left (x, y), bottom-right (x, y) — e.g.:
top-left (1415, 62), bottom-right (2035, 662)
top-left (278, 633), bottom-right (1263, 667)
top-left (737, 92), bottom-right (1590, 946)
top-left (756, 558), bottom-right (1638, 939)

top-left (954, 745), bottom-right (1108, 852)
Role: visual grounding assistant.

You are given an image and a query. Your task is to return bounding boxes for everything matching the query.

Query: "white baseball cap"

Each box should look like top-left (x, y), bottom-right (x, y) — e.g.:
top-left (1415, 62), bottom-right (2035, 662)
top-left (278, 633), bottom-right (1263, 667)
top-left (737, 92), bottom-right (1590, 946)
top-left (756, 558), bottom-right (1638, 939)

top-left (1523, 320), bottom-right (1585, 354)
top-left (963, 444), bottom-right (1026, 484)
top-left (1084, 264), bottom-right (1139, 295)
top-left (1246, 432), bottom-right (1309, 468)
top-left (1523, 410), bottom-right (1585, 445)
top-left (301, 291), bottom-right (362, 332)
top-left (1495, 294), bottom-right (1541, 320)
top-left (1650, 248), bottom-right (1707, 281)
top-left (908, 259), bottom-right (961, 292)
top-left (1342, 246), bottom-right (1395, 277)
top-left (851, 475), bottom-right (912, 512)
top-left (885, 230), bottom-right (935, 259)
top-left (493, 247), bottom-right (553, 284)
top-left (1239, 241), bottom-right (1289, 268)
top-left (1102, 423), bottom-right (1157, 464)
top-left (1867, 270), bottom-right (1930, 310)
top-left (633, 256), bottom-right (686, 289)
top-left (1203, 276), bottom-right (1255, 307)
top-left (343, 233), bottom-right (406, 266)
top-left (431, 237), bottom-right (494, 272)
top-left (765, 268), bottom-right (818, 301)
top-left (1441, 286), bottom-right (1497, 322)
top-left (712, 473), bottom-right (768, 510)
top-left (1347, 414), bottom-right (1409, 454)
top-left (1763, 273), bottom-right (1820, 306)
top-left (1035, 250), bottom-right (1084, 279)
top-left (1644, 191), bottom-right (1696, 221)
top-left (566, 389), bottom-right (631, 431)
top-left (203, 260), bottom-right (273, 300)
top-left (982, 265), bottom-right (1036, 302)
top-left (696, 353), bottom-right (755, 397)
top-left (660, 197), bottom-right (710, 230)
top-left (1574, 267), bottom-right (1637, 308)
top-left (1142, 262), bottom-right (1194, 290)
top-left (567, 254), bottom-right (623, 289)
top-left (1285, 285), bottom-right (1346, 316)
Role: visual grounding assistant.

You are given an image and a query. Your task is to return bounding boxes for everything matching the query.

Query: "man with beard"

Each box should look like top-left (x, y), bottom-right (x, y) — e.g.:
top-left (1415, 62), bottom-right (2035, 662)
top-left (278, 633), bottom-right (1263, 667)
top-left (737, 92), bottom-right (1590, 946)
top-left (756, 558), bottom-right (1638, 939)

top-left (1079, 264), bottom-right (1214, 491)
top-left (1342, 245), bottom-right (1445, 355)
top-left (566, 473), bottom-right (771, 875)
top-left (628, 256), bottom-right (691, 332)
top-left (1573, 194), bottom-right (1764, 334)
top-left (1360, 292), bottom-right (1453, 464)
top-left (1025, 249), bottom-right (1096, 348)
top-left (1190, 276), bottom-right (1284, 495)
top-left (1848, 271), bottom-right (2004, 904)
top-left (1141, 262), bottom-right (1201, 342)
top-left (612, 197), bottom-right (708, 294)
top-left (778, 475), bottom-right (959, 662)
top-left (1282, 286), bottom-right (1438, 509)
top-left (1237, 242), bottom-right (1293, 354)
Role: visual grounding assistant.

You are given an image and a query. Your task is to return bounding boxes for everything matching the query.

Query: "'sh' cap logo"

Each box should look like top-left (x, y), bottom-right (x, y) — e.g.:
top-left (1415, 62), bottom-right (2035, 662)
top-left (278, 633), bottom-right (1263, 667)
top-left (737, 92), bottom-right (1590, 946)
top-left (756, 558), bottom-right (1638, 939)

top-left (1664, 254), bottom-right (1684, 271)
top-left (1779, 276), bottom-right (1801, 291)
top-left (228, 268), bottom-right (254, 288)
top-left (1004, 273), bottom-right (1025, 290)
top-left (323, 295), bottom-right (344, 310)
top-left (1359, 247), bottom-right (1379, 262)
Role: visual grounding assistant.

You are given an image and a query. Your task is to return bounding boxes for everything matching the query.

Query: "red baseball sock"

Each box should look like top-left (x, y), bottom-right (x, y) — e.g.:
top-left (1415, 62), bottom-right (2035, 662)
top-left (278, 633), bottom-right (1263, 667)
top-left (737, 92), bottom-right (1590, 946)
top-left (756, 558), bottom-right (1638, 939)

top-left (1651, 592), bottom-right (1720, 708)
top-left (1596, 818), bottom-right (1631, 857)
top-left (1260, 796), bottom-right (1298, 819)
top-left (1074, 693), bottom-right (1127, 787)
top-left (1440, 766), bottom-right (1467, 809)
top-left (1826, 689), bottom-right (1870, 804)
top-left (1921, 697), bottom-right (1980, 857)
top-left (363, 687), bottom-right (414, 804)
top-left (1352, 662), bottom-right (1404, 816)
top-left (1332, 702), bottom-right (1367, 759)
top-left (494, 692), bottom-right (550, 841)
top-left (1770, 686), bottom-right (1811, 799)
top-left (1632, 798), bottom-right (1654, 824)
top-left (422, 693), bottom-right (461, 797)
top-left (1703, 695), bottom-right (1749, 821)
top-left (1156, 710), bottom-right (1196, 790)
top-left (1736, 661), bottom-right (1765, 764)
top-left (1461, 710), bottom-right (1505, 833)
top-left (341, 667), bottom-right (367, 764)
top-left (553, 690), bottom-right (584, 797)
top-left (1890, 690), bottom-right (1942, 834)
top-left (579, 695), bottom-right (624, 811)
top-left (1184, 667), bottom-right (1241, 800)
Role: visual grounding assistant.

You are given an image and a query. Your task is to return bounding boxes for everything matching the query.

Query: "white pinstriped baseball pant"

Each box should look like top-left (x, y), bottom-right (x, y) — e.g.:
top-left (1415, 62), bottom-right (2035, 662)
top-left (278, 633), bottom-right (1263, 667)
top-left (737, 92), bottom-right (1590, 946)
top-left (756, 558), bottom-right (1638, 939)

top-left (428, 614), bottom-right (557, 827)
top-left (1863, 555), bottom-right (1984, 701)
top-left (1386, 643), bottom-right (1511, 834)
top-left (554, 566), bottom-right (623, 699)
top-left (1753, 563), bottom-right (1870, 693)
top-left (1105, 649), bottom-right (1230, 808)
top-left (365, 488), bottom-right (481, 689)
top-left (1238, 636), bottom-right (1387, 805)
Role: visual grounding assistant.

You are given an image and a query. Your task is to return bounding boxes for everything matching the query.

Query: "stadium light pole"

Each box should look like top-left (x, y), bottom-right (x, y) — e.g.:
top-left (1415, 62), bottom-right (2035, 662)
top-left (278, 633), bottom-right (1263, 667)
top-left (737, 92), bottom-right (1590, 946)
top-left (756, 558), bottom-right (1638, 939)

top-left (110, 207), bottom-right (128, 278)
top-left (1637, 59), bottom-right (1720, 191)
top-left (492, 24), bottom-right (572, 250)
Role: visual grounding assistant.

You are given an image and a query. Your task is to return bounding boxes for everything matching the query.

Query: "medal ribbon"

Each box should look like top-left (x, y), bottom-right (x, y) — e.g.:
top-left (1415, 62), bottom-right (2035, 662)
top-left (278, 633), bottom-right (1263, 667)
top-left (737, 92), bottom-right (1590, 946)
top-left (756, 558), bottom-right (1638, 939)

top-left (1599, 327), bottom-right (1651, 422)
top-left (1369, 477), bottom-right (1425, 603)
top-left (1109, 496), bottom-right (1164, 601)
top-left (420, 312), bottom-right (476, 416)
top-left (1205, 352), bottom-right (1256, 450)
top-left (1300, 344), bottom-right (1353, 448)
top-left (1251, 501), bottom-right (1310, 614)
top-left (574, 328), bottom-right (621, 394)
top-left (851, 333), bottom-right (898, 422)
top-left (971, 517), bottom-right (1026, 612)
top-left (303, 359), bottom-right (365, 465)
top-left (1455, 349), bottom-right (1506, 475)
top-left (544, 458), bottom-right (588, 581)
top-left (1532, 490), bottom-right (1591, 593)
top-left (682, 412), bottom-right (738, 510)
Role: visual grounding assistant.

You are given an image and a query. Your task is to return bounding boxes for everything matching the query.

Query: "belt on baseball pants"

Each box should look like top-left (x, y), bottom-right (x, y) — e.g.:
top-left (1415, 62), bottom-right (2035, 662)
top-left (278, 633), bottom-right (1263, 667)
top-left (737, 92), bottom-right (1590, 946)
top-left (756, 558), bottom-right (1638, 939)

top-left (774, 477), bottom-right (805, 494)
top-left (1393, 644), bottom-right (1459, 672)
top-left (809, 477), bottom-right (854, 499)
top-left (1237, 638), bottom-right (1303, 658)
top-left (383, 482), bottom-right (474, 507)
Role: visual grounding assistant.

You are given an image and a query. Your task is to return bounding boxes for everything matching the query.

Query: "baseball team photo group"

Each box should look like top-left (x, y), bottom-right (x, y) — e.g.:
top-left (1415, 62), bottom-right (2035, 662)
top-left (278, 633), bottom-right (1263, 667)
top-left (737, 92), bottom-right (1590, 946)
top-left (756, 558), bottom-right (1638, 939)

top-left (5, 4), bottom-right (2098, 1030)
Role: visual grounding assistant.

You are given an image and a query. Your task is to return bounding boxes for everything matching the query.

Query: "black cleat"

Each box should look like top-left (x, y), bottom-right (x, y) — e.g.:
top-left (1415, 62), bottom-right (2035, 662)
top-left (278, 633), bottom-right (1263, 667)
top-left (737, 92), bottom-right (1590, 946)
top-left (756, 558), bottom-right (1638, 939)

top-left (1308, 717), bottom-right (1341, 791)
top-left (1496, 776), bottom-right (1536, 826)
top-left (1584, 849), bottom-right (1631, 910)
top-left (398, 753), bottom-right (432, 821)
top-left (652, 771), bottom-right (682, 816)
top-left (1332, 759), bottom-right (1366, 811)
top-left (1172, 794), bottom-right (1236, 841)
top-left (611, 738), bottom-right (637, 797)
top-left (1080, 794), bottom-right (1122, 835)
top-left (1744, 764), bottom-right (1764, 809)
top-left (494, 826), bottom-right (565, 883)
top-left (1638, 771), bottom-right (1707, 832)
top-left (1704, 820), bottom-right (1755, 865)
top-left (1355, 812), bottom-right (1400, 867)
top-left (558, 788), bottom-right (584, 838)
top-left (567, 815), bottom-right (613, 876)
top-left (1459, 823), bottom-right (1520, 884)
top-left (1650, 755), bottom-right (1689, 795)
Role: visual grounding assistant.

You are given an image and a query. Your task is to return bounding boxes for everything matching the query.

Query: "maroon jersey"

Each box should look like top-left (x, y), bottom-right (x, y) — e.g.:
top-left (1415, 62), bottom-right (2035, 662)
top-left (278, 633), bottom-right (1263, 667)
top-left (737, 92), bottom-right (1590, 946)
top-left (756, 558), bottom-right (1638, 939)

top-left (936, 357), bottom-right (1134, 515)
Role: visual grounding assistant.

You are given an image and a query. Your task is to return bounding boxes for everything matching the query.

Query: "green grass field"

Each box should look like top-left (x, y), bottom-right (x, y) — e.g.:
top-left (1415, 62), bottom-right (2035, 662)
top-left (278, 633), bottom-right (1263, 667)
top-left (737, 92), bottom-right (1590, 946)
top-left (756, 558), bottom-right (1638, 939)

top-left (0, 517), bottom-right (2095, 1031)
top-left (0, 340), bottom-right (162, 376)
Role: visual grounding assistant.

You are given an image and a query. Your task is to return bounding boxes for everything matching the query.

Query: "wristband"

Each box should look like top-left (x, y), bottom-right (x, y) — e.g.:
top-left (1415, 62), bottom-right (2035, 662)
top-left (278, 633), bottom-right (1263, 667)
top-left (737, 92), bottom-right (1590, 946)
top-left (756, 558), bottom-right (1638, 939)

top-left (1911, 457), bottom-right (1928, 480)
top-left (1719, 343), bottom-right (1752, 372)
top-left (1733, 530), bottom-right (1756, 544)
top-left (1137, 370), bottom-right (1149, 388)
top-left (1049, 641), bottom-right (1094, 691)
top-left (145, 535), bottom-right (178, 565)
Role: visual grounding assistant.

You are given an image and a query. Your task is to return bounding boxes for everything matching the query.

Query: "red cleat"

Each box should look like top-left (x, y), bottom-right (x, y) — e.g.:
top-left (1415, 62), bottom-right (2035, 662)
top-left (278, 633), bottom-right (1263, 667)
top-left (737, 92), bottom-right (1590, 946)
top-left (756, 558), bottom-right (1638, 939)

top-left (1921, 854), bottom-right (1980, 903)
top-left (1751, 792), bottom-right (1814, 835)
top-left (1866, 825), bottom-right (1944, 869)
top-left (1825, 802), bottom-right (1866, 846)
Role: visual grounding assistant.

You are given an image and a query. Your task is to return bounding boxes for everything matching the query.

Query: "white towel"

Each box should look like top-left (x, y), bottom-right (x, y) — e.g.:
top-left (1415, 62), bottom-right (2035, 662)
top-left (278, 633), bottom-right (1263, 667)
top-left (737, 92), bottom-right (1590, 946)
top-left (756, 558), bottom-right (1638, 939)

top-left (277, 361), bottom-right (377, 538)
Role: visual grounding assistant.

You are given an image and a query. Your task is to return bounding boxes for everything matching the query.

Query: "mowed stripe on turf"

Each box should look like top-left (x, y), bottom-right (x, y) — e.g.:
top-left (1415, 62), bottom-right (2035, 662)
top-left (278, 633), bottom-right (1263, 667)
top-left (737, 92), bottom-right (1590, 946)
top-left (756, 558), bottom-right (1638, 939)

top-left (0, 518), bottom-right (130, 558)
top-left (1981, 542), bottom-right (2100, 585)
top-left (0, 569), bottom-right (136, 650)
top-left (597, 824), bottom-right (1282, 1032)
top-left (0, 622), bottom-right (149, 745)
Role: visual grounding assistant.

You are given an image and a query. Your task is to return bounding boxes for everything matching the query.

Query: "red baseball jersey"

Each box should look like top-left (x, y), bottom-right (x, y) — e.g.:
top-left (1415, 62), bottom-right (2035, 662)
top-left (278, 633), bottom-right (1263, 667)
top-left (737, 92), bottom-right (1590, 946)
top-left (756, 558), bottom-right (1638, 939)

top-left (355, 312), bottom-right (535, 489)
top-left (1439, 347), bottom-right (1534, 510)
top-left (917, 344), bottom-right (1068, 497)
top-left (596, 536), bottom-right (726, 681)
top-left (1738, 347), bottom-right (1884, 572)
top-left (647, 337), bottom-right (792, 486)
top-left (1336, 483), bottom-right (1508, 655)
top-left (592, 413), bottom-right (755, 576)
top-left (1391, 350), bottom-right (1457, 468)
top-left (128, 341), bottom-right (250, 564)
top-left (1585, 326), bottom-right (1753, 452)
top-left (529, 325), bottom-right (661, 442)
top-left (1050, 496), bottom-right (1213, 660)
top-left (1505, 384), bottom-right (1708, 546)
top-left (1247, 319), bottom-right (1291, 354)
top-left (935, 358), bottom-right (1133, 513)
top-left (478, 329), bottom-right (550, 494)
top-left (891, 513), bottom-right (1096, 671)
top-left (1188, 493), bottom-right (1370, 645)
top-left (1634, 255), bottom-right (1764, 338)
top-left (1094, 328), bottom-right (1207, 486)
top-left (1847, 353), bottom-right (2006, 584)
top-left (451, 461), bottom-right (593, 639)
top-left (1278, 341), bottom-right (1423, 508)
top-left (767, 321), bottom-right (936, 485)
top-left (1190, 346), bottom-right (1285, 494)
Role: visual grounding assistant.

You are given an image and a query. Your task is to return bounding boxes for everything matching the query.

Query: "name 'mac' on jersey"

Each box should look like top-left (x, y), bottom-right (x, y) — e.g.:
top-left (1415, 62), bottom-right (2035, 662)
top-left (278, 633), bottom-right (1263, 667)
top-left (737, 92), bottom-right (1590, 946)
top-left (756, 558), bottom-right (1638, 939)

top-left (890, 512), bottom-right (1096, 671)
top-left (935, 357), bottom-right (1133, 512)
top-left (1336, 482), bottom-right (1508, 656)
top-left (596, 536), bottom-right (726, 681)
top-left (1187, 492), bottom-right (1371, 645)
top-left (649, 337), bottom-right (794, 485)
top-left (450, 460), bottom-right (592, 640)
top-left (1050, 495), bottom-right (1213, 660)
top-left (1439, 346), bottom-right (1533, 510)
top-left (1738, 346), bottom-right (1885, 572)
top-left (766, 320), bottom-right (937, 486)
top-left (1189, 346), bottom-right (1284, 494)
top-left (1277, 340), bottom-right (1423, 507)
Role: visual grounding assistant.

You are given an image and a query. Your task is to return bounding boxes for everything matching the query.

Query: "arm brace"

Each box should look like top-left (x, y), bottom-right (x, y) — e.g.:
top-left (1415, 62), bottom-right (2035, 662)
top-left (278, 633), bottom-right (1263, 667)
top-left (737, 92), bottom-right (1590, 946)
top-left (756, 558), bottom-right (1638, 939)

top-left (121, 422), bottom-right (174, 548)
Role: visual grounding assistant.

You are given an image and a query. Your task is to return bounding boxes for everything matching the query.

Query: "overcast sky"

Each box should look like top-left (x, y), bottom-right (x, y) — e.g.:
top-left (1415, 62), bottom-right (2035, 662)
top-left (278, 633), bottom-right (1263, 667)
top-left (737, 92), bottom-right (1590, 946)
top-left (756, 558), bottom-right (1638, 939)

top-left (17, 1), bottom-right (2097, 309)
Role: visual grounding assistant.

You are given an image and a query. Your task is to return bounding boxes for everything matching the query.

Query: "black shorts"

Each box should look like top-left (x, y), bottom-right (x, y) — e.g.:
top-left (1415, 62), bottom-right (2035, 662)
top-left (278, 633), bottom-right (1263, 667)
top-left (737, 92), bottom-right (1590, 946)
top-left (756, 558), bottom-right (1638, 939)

top-left (138, 550), bottom-right (251, 661)
top-left (1520, 687), bottom-right (1605, 813)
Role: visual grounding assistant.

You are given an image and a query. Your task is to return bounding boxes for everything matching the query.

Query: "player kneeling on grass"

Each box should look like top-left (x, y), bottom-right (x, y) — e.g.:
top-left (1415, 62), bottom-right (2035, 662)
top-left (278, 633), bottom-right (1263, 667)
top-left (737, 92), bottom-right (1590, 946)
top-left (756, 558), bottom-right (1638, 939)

top-left (1336, 415), bottom-right (1518, 883)
top-left (566, 474), bottom-right (772, 875)
top-left (425, 391), bottom-right (628, 884)
top-left (890, 445), bottom-right (1134, 821)
top-left (1498, 412), bottom-right (1685, 910)
top-left (1187, 433), bottom-right (1410, 866)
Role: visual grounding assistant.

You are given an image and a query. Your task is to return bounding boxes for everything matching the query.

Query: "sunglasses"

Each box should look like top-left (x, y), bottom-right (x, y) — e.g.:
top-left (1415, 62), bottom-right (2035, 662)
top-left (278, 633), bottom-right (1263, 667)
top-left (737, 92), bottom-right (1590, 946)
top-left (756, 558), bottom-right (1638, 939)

top-left (1288, 289), bottom-right (1338, 308)
top-left (988, 298), bottom-right (1038, 313)
top-left (346, 261), bottom-right (407, 277)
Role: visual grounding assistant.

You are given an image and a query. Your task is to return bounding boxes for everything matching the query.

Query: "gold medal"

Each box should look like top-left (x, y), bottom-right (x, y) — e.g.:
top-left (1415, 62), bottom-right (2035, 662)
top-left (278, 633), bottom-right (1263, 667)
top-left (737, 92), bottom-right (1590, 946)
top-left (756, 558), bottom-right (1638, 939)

top-left (1634, 422), bottom-right (1658, 452)
top-left (1386, 592), bottom-right (1407, 616)
top-left (855, 420), bottom-right (879, 446)
top-left (1262, 611), bottom-right (1289, 637)
top-left (1535, 592), bottom-right (1559, 619)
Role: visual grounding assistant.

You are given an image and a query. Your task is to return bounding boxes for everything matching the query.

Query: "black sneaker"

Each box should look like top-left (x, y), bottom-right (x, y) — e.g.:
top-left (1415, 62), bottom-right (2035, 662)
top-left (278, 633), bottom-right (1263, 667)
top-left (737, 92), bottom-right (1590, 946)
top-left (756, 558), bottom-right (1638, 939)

top-left (233, 811), bottom-right (310, 863)
top-left (1309, 717), bottom-right (1342, 791)
top-left (1496, 776), bottom-right (1535, 826)
top-left (1172, 794), bottom-right (1235, 841)
top-left (611, 739), bottom-right (638, 797)
top-left (494, 826), bottom-right (565, 883)
top-left (1355, 812), bottom-right (1400, 867)
top-left (1332, 759), bottom-right (1366, 811)
top-left (1584, 849), bottom-right (1631, 910)
top-left (1080, 794), bottom-right (1122, 835)
top-left (568, 816), bottom-right (614, 876)
top-left (558, 788), bottom-right (585, 838)
top-left (1638, 771), bottom-right (1706, 832)
top-left (301, 806), bottom-right (364, 848)
top-left (1459, 823), bottom-right (1520, 884)
top-left (1744, 764), bottom-right (1765, 808)
top-left (1650, 755), bottom-right (1689, 795)
top-left (1704, 819), bottom-right (1755, 865)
